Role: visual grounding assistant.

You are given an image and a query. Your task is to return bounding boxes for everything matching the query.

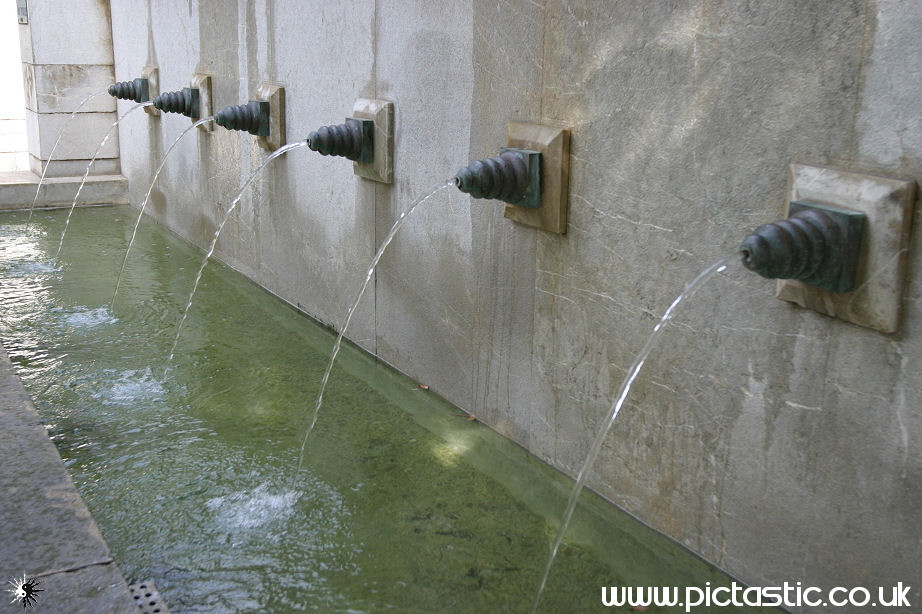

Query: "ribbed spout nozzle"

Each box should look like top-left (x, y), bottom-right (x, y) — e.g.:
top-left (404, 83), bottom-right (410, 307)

top-left (153, 88), bottom-right (200, 118)
top-left (306, 118), bottom-right (373, 162)
top-left (108, 78), bottom-right (150, 103)
top-left (739, 202), bottom-right (866, 293)
top-left (454, 149), bottom-right (540, 207)
top-left (214, 100), bottom-right (269, 136)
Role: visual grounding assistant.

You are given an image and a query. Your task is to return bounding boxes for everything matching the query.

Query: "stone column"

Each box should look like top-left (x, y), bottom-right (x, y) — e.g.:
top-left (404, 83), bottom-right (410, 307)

top-left (18, 0), bottom-right (119, 177)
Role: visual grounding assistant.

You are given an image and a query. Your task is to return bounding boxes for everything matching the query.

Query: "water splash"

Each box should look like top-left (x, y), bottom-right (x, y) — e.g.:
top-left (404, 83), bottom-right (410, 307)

top-left (112, 116), bottom-right (215, 309)
top-left (91, 367), bottom-right (166, 407)
top-left (166, 140), bottom-right (309, 368)
top-left (530, 259), bottom-right (728, 614)
top-left (296, 180), bottom-right (455, 473)
top-left (26, 91), bottom-right (107, 228)
top-left (205, 484), bottom-right (302, 530)
top-left (62, 305), bottom-right (118, 330)
top-left (55, 101), bottom-right (154, 260)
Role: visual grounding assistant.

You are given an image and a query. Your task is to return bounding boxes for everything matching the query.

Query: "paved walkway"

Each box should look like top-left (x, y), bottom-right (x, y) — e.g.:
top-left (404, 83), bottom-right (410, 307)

top-left (0, 344), bottom-right (139, 613)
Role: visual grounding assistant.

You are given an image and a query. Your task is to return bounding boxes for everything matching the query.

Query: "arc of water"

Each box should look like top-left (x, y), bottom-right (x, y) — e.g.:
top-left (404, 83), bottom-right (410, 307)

top-left (111, 116), bottom-right (215, 308)
top-left (54, 101), bottom-right (154, 260)
top-left (26, 91), bottom-right (107, 227)
top-left (296, 180), bottom-right (455, 473)
top-left (529, 259), bottom-right (728, 614)
top-left (165, 139), bottom-right (310, 370)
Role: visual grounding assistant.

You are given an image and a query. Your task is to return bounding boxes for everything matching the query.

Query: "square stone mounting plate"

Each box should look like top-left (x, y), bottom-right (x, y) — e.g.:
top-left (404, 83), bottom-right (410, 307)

top-left (256, 83), bottom-right (285, 151)
top-left (776, 163), bottom-right (916, 333)
top-left (504, 122), bottom-right (570, 234)
top-left (191, 73), bottom-right (213, 132)
top-left (352, 98), bottom-right (394, 183)
top-left (141, 65), bottom-right (159, 117)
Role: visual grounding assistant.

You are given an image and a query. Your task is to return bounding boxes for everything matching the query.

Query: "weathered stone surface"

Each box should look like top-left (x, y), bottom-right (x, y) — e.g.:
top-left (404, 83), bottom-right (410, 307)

top-left (22, 0), bottom-right (113, 66)
top-left (23, 64), bottom-right (116, 114)
top-left (24, 110), bottom-right (120, 163)
top-left (18, 0), bottom-right (119, 174)
top-left (0, 565), bottom-right (139, 614)
top-left (0, 345), bottom-right (137, 613)
top-left (0, 171), bottom-right (128, 208)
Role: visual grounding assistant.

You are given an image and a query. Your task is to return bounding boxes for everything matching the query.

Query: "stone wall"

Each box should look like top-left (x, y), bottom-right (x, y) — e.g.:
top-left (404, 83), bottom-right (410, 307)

top-left (20, 0), bottom-right (119, 177)
top-left (105, 1), bottom-right (920, 610)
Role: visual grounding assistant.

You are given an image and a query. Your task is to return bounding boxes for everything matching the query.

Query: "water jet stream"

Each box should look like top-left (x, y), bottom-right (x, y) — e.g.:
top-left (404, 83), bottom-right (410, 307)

top-left (112, 116), bottom-right (215, 308)
top-left (296, 180), bottom-right (455, 473)
top-left (54, 101), bottom-right (154, 259)
top-left (166, 139), bottom-right (310, 369)
top-left (26, 91), bottom-right (107, 228)
top-left (530, 259), bottom-right (728, 613)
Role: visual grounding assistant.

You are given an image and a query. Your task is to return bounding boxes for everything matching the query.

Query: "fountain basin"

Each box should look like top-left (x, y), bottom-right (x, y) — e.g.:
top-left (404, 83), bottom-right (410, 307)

top-left (0, 205), bottom-right (765, 612)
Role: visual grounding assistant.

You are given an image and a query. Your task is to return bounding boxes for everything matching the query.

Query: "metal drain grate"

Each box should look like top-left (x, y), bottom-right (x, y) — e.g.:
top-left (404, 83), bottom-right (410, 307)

top-left (127, 580), bottom-right (170, 614)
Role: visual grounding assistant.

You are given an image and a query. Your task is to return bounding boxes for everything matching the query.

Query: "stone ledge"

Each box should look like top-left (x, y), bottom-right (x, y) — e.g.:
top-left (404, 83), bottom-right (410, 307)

top-left (0, 171), bottom-right (128, 210)
top-left (0, 344), bottom-right (138, 614)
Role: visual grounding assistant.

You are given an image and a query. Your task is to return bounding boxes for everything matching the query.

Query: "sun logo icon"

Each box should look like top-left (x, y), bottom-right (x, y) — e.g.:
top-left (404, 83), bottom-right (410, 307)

top-left (6, 574), bottom-right (43, 609)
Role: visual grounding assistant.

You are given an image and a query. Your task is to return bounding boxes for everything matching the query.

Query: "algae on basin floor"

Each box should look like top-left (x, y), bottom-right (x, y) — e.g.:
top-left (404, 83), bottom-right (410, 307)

top-left (0, 206), bottom-right (768, 613)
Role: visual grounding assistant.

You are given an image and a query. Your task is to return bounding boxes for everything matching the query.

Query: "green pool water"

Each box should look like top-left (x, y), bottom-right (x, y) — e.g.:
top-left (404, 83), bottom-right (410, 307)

top-left (0, 205), bottom-right (756, 613)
